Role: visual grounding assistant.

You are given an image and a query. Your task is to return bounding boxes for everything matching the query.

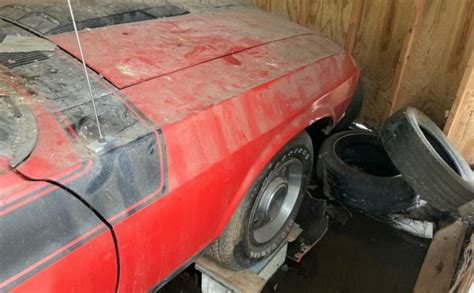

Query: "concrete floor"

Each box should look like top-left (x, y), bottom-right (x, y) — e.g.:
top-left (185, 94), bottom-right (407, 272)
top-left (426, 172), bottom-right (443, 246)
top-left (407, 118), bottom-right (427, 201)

top-left (160, 211), bottom-right (430, 292)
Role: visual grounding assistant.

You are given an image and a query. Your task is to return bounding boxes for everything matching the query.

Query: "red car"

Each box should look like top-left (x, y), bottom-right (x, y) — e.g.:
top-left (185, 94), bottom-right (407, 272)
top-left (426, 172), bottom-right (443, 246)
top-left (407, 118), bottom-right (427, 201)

top-left (0, 3), bottom-right (358, 292)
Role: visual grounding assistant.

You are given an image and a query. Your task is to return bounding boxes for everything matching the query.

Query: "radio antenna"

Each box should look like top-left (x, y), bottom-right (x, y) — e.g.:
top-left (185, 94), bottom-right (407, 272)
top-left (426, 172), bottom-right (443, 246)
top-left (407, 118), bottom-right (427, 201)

top-left (66, 0), bottom-right (105, 143)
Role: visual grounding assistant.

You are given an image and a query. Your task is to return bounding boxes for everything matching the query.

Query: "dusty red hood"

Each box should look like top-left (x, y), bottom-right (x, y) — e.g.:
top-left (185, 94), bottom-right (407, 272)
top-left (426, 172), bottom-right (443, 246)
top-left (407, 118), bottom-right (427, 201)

top-left (49, 8), bottom-right (312, 89)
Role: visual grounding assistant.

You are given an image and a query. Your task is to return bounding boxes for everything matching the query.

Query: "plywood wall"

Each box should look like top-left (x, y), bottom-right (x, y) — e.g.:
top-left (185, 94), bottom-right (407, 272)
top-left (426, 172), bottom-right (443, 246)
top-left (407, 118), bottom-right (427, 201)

top-left (444, 52), bottom-right (474, 163)
top-left (254, 0), bottom-right (355, 47)
top-left (390, 0), bottom-right (473, 126)
top-left (254, 0), bottom-right (474, 129)
top-left (353, 0), bottom-right (419, 126)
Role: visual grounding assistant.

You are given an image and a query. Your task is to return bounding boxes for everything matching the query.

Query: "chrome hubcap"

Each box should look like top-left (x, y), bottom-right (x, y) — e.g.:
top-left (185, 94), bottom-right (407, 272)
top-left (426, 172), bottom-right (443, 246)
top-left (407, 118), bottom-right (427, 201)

top-left (251, 158), bottom-right (304, 244)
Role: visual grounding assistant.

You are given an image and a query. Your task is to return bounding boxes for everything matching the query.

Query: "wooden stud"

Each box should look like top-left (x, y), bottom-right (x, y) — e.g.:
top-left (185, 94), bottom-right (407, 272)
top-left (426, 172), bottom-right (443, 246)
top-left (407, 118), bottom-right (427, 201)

top-left (384, 0), bottom-right (426, 117)
top-left (444, 52), bottom-right (474, 164)
top-left (353, 0), bottom-right (421, 127)
top-left (384, 0), bottom-right (474, 126)
top-left (344, 0), bottom-right (364, 54)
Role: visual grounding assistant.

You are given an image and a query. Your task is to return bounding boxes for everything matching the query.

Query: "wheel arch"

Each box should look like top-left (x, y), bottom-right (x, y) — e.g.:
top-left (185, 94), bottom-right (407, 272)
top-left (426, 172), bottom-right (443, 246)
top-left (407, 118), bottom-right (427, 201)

top-left (213, 108), bottom-right (336, 238)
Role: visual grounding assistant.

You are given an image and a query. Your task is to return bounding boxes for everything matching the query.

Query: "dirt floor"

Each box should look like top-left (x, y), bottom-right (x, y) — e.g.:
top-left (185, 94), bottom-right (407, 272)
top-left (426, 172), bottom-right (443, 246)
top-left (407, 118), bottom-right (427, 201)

top-left (160, 211), bottom-right (430, 293)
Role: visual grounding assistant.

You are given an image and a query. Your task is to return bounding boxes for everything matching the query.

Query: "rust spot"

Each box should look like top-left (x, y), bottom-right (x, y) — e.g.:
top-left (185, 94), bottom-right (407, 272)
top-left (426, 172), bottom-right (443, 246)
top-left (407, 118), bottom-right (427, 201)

top-left (223, 55), bottom-right (241, 66)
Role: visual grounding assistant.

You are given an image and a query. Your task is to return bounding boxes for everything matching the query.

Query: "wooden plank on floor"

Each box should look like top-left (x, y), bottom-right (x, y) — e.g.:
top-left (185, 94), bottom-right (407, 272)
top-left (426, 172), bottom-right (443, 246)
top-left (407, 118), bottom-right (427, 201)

top-left (450, 233), bottom-right (474, 293)
top-left (195, 256), bottom-right (266, 292)
top-left (413, 219), bottom-right (468, 293)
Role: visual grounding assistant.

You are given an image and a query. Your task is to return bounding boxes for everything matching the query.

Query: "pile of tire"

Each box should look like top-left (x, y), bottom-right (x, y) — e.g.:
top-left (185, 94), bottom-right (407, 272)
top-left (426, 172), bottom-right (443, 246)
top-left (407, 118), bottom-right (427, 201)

top-left (317, 106), bottom-right (474, 215)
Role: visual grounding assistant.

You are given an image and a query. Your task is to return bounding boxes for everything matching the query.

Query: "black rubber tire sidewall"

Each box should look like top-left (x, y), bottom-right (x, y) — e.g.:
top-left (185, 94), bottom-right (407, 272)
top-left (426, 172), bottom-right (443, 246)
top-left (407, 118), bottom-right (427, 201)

top-left (209, 132), bottom-right (313, 270)
top-left (238, 132), bottom-right (313, 266)
top-left (317, 130), bottom-right (417, 214)
top-left (380, 107), bottom-right (474, 211)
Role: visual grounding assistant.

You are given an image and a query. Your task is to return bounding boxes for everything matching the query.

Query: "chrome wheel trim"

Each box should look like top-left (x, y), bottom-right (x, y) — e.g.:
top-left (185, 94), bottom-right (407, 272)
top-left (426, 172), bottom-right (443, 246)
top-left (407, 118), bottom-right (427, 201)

top-left (250, 158), bottom-right (304, 244)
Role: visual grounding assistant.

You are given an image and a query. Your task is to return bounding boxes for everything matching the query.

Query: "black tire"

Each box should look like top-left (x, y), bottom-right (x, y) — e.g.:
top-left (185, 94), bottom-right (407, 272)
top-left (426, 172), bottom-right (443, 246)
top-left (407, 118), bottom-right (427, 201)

top-left (380, 107), bottom-right (474, 212)
top-left (208, 131), bottom-right (313, 270)
top-left (331, 84), bottom-right (363, 133)
top-left (317, 130), bottom-right (417, 214)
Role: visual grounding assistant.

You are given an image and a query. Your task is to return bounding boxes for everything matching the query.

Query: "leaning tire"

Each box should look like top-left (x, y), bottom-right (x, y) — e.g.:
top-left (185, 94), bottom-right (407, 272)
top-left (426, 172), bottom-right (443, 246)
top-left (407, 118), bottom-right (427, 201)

top-left (317, 130), bottom-right (417, 214)
top-left (380, 107), bottom-right (474, 212)
top-left (208, 132), bottom-right (313, 270)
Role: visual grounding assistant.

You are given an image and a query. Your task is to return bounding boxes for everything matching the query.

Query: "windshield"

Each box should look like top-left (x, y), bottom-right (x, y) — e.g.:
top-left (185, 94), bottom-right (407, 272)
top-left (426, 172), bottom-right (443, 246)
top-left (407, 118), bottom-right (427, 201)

top-left (0, 3), bottom-right (188, 35)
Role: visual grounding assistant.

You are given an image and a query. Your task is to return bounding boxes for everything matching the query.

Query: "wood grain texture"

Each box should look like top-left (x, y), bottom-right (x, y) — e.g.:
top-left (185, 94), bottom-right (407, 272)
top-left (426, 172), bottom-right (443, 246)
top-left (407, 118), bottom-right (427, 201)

top-left (344, 0), bottom-right (364, 54)
top-left (390, 0), bottom-right (474, 127)
top-left (385, 0), bottom-right (426, 118)
top-left (450, 234), bottom-right (474, 293)
top-left (254, 0), bottom-right (354, 47)
top-left (353, 0), bottom-right (416, 126)
top-left (444, 52), bottom-right (474, 164)
top-left (413, 220), bottom-right (468, 293)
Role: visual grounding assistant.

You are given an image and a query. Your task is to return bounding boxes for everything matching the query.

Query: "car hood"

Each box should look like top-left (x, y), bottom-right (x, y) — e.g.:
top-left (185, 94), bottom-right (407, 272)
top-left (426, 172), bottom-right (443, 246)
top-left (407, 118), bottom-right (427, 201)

top-left (48, 8), bottom-right (313, 89)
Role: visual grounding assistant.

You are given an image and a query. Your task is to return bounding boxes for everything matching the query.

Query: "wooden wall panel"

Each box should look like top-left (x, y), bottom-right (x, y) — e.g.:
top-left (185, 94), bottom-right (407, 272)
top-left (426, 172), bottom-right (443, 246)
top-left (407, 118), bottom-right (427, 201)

top-left (254, 0), bottom-right (354, 47)
top-left (352, 0), bottom-right (417, 126)
top-left (389, 0), bottom-right (474, 127)
top-left (306, 0), bottom-right (354, 47)
top-left (444, 52), bottom-right (474, 164)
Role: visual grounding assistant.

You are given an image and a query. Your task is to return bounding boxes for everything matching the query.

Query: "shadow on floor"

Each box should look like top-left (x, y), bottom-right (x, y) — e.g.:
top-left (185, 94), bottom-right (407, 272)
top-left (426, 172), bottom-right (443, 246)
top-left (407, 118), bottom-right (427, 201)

top-left (263, 212), bottom-right (430, 293)
top-left (160, 211), bottom-right (430, 293)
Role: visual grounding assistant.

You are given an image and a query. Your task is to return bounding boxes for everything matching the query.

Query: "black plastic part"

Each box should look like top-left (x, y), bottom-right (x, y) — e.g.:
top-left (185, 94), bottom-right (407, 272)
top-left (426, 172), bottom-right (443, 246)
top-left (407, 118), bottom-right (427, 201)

top-left (287, 197), bottom-right (328, 262)
top-left (380, 107), bottom-right (474, 211)
top-left (317, 130), bottom-right (417, 214)
top-left (0, 51), bottom-right (48, 68)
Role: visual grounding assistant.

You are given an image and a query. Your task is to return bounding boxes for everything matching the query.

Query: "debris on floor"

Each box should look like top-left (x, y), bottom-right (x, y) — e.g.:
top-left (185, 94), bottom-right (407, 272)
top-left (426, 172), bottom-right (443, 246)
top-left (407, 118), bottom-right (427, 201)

top-left (389, 215), bottom-right (434, 239)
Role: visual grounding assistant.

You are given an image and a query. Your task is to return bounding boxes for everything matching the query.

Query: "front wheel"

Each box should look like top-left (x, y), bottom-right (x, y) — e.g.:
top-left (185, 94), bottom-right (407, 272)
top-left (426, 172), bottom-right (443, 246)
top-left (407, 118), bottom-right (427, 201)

top-left (208, 131), bottom-right (313, 270)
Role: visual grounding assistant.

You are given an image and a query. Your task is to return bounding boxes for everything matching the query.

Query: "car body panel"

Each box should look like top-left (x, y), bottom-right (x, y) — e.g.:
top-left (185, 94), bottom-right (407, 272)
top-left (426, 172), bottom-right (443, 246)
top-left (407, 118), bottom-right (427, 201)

top-left (9, 229), bottom-right (117, 293)
top-left (115, 65), bottom-right (357, 291)
top-left (0, 65), bottom-right (118, 292)
top-left (49, 8), bottom-right (312, 88)
top-left (0, 6), bottom-right (359, 292)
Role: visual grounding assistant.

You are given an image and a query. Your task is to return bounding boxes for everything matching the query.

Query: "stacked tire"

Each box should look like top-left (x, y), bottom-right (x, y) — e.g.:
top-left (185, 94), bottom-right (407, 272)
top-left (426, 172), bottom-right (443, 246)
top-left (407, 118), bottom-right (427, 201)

top-left (318, 107), bottom-right (474, 214)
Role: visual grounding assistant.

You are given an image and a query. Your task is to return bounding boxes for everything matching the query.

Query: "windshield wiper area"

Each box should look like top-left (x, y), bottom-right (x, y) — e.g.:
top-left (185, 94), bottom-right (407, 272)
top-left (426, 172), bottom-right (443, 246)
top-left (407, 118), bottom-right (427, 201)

top-left (0, 3), bottom-right (189, 36)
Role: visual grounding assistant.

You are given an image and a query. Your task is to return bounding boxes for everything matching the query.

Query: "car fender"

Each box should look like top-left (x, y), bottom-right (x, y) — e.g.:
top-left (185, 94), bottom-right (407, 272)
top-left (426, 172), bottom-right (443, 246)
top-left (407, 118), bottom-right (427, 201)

top-left (215, 103), bottom-right (340, 237)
